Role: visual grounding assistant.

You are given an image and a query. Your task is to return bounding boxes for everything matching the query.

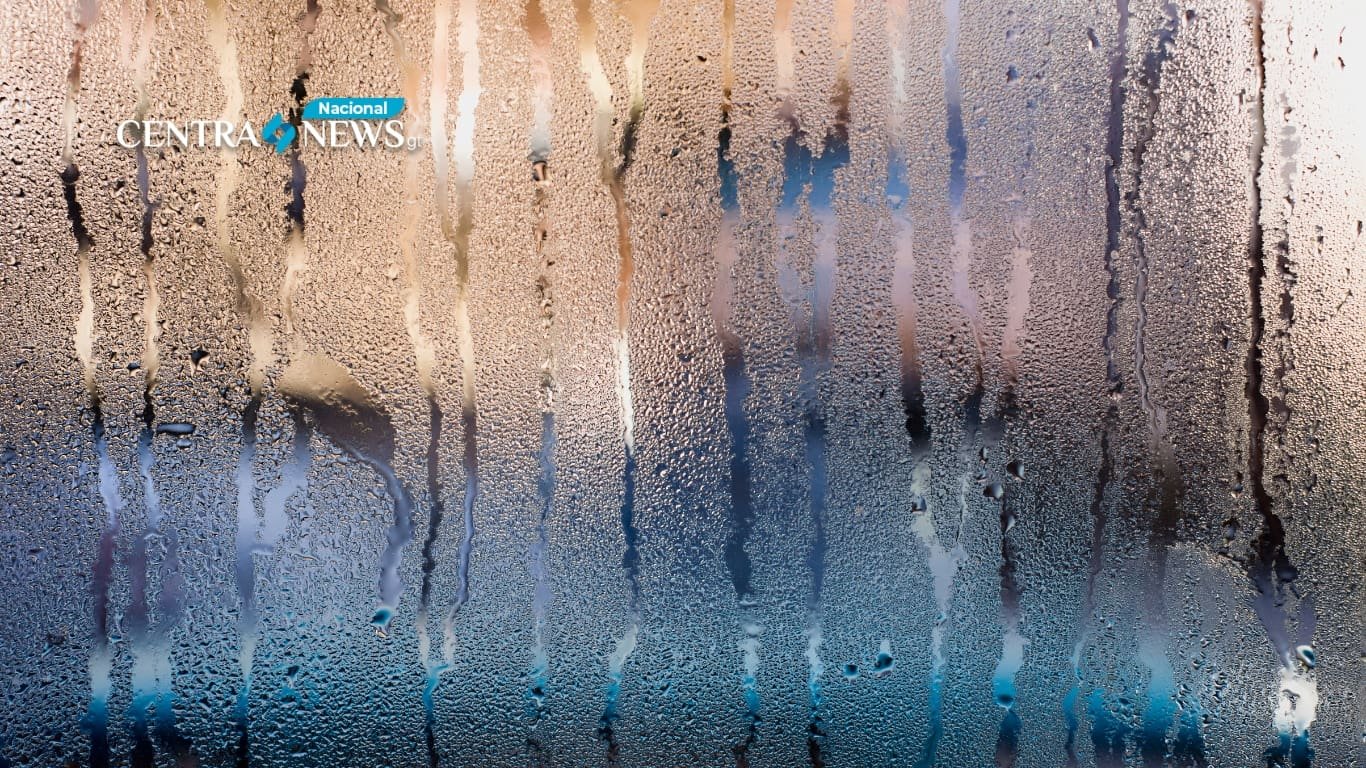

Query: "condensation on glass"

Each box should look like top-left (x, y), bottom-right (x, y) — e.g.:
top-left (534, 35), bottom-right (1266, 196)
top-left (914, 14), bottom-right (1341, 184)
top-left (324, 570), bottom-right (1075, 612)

top-left (0, 0), bottom-right (1361, 766)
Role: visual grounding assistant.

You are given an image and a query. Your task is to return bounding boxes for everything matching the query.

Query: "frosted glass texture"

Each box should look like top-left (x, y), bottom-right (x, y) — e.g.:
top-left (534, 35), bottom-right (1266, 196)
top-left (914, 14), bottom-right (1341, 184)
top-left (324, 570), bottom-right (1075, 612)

top-left (0, 0), bottom-right (1362, 766)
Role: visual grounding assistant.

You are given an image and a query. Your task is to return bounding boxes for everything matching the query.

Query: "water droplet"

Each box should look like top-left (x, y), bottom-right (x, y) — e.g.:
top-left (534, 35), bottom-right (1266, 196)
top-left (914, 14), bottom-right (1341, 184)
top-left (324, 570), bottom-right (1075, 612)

top-left (1295, 645), bottom-right (1315, 668)
top-left (371, 607), bottom-right (393, 634)
top-left (155, 422), bottom-right (195, 436)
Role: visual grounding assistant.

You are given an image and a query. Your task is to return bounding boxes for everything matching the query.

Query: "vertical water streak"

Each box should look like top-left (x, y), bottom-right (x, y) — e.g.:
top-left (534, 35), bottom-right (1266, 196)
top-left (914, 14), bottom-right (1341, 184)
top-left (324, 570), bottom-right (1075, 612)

top-left (281, 0), bottom-right (320, 357)
top-left (524, 1), bottom-right (555, 759)
top-left (276, 357), bottom-right (415, 642)
top-left (376, 0), bottom-right (436, 397)
top-left (1089, 689), bottom-right (1132, 768)
top-left (939, 0), bottom-right (989, 637)
top-left (118, 3), bottom-right (190, 763)
top-left (573, 1), bottom-right (658, 760)
top-left (1065, 4), bottom-right (1127, 764)
top-left (992, 212), bottom-right (1032, 768)
top-left (607, 0), bottom-right (657, 629)
top-left (710, 2), bottom-right (760, 762)
top-left (885, 7), bottom-right (960, 768)
top-left (1127, 1), bottom-right (1179, 450)
top-left (253, 0), bottom-right (319, 586)
top-left (988, 22), bottom-right (1039, 757)
top-left (772, 3), bottom-right (853, 763)
top-left (422, 4), bottom-right (455, 761)
top-left (938, 3), bottom-right (1006, 764)
top-left (373, 3), bottom-right (445, 762)
top-left (1243, 4), bottom-right (1313, 765)
top-left (942, 0), bottom-right (984, 379)
top-left (61, 3), bottom-right (119, 766)
top-left (422, 1), bottom-right (483, 759)
top-left (204, 2), bottom-right (271, 763)
top-left (439, 0), bottom-right (482, 679)
top-left (1124, 5), bottom-right (1184, 760)
top-left (885, 0), bottom-right (928, 458)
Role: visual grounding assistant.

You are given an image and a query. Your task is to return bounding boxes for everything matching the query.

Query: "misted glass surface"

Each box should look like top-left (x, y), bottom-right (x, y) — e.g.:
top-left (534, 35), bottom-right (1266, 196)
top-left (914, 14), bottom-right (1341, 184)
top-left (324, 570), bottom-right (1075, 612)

top-left (0, 0), bottom-right (1362, 765)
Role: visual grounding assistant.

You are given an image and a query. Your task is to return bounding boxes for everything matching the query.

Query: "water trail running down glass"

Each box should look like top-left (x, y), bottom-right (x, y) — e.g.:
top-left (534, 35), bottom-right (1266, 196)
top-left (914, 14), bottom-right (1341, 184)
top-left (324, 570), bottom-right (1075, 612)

top-left (1244, 4), bottom-right (1314, 764)
top-left (276, 356), bottom-right (416, 635)
top-left (942, 0), bottom-right (983, 373)
top-left (985, 27), bottom-right (1039, 764)
top-left (281, 1), bottom-right (320, 361)
top-left (884, 7), bottom-right (963, 768)
top-left (422, 1), bottom-right (483, 760)
top-left (203, 2), bottom-right (273, 762)
top-left (884, 0), bottom-right (929, 461)
top-left (119, 4), bottom-right (192, 763)
top-left (1062, 3), bottom-right (1126, 765)
top-left (522, 0), bottom-right (556, 759)
top-left (61, 3), bottom-right (119, 766)
top-left (709, 2), bottom-right (760, 763)
top-left (773, 2), bottom-right (852, 763)
top-left (419, 3), bottom-right (457, 761)
top-left (572, 1), bottom-right (658, 761)
top-left (1122, 6), bottom-right (1187, 759)
top-left (374, 1), bottom-right (445, 761)
top-left (125, 4), bottom-right (159, 761)
top-left (990, 209), bottom-right (1032, 768)
top-left (436, 0), bottom-right (482, 678)
top-left (906, 3), bottom-right (981, 765)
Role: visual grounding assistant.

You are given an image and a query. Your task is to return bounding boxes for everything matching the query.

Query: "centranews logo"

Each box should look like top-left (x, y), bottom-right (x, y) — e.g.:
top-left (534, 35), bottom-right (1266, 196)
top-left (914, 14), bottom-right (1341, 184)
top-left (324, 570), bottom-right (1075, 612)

top-left (116, 97), bottom-right (420, 152)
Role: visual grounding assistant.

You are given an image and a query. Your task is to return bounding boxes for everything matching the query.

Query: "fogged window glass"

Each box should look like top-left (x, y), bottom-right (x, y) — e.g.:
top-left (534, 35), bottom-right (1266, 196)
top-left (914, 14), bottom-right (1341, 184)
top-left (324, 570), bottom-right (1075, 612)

top-left (0, 0), bottom-right (1361, 765)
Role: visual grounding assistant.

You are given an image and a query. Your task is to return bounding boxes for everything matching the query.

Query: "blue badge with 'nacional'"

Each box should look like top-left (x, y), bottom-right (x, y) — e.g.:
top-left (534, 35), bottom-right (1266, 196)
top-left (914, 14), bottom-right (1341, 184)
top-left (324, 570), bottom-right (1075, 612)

top-left (302, 97), bottom-right (405, 121)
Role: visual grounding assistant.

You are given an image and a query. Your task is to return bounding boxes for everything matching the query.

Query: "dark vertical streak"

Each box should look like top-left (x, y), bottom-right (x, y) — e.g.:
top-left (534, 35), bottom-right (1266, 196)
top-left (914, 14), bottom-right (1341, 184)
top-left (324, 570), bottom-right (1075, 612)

top-left (286, 0), bottom-right (320, 230)
top-left (127, 523), bottom-right (154, 768)
top-left (594, 5), bottom-right (661, 758)
top-left (233, 394), bottom-right (260, 768)
top-left (524, 4), bottom-right (555, 761)
top-left (1244, 6), bottom-right (1310, 767)
top-left (419, 397), bottom-right (445, 635)
top-left (1065, 430), bottom-right (1113, 767)
top-left (1089, 690), bottom-right (1131, 768)
top-left (719, 348), bottom-right (755, 599)
top-left (1245, 0), bottom-right (1295, 661)
top-left (773, 76), bottom-right (850, 768)
top-left (61, 163), bottom-right (93, 253)
top-left (613, 109), bottom-right (644, 614)
top-left (717, 120), bottom-right (754, 606)
top-left (1172, 708), bottom-right (1210, 767)
top-left (445, 0), bottom-right (482, 669)
top-left (526, 409), bottom-right (555, 767)
top-left (373, 5), bottom-right (443, 761)
top-left (813, 82), bottom-right (850, 768)
top-left (60, 13), bottom-right (117, 761)
top-left (887, 143), bottom-right (929, 454)
top-left (994, 710), bottom-right (1022, 768)
top-left (1126, 5), bottom-right (1186, 763)
top-left (86, 402), bottom-right (118, 768)
top-left (1066, 4), bottom-right (1127, 764)
top-left (714, 5), bottom-right (760, 760)
top-left (127, 38), bottom-right (190, 754)
top-left (942, 0), bottom-right (967, 213)
top-left (452, 399), bottom-right (478, 615)
top-left (992, 486), bottom-right (1023, 768)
